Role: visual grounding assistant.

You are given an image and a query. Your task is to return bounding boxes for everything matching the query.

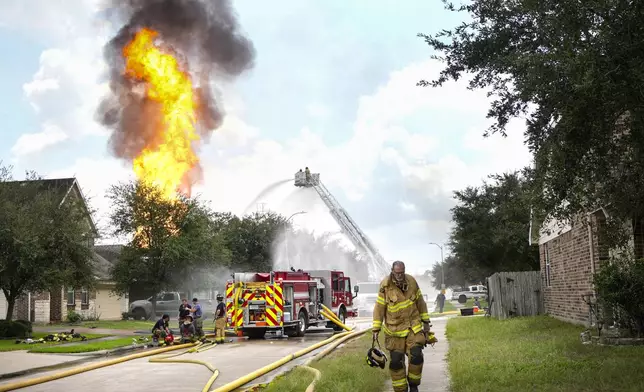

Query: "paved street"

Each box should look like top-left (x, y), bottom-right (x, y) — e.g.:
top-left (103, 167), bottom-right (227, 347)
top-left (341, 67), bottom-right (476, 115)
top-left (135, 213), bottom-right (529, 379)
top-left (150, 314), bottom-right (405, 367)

top-left (0, 329), bottom-right (341, 392)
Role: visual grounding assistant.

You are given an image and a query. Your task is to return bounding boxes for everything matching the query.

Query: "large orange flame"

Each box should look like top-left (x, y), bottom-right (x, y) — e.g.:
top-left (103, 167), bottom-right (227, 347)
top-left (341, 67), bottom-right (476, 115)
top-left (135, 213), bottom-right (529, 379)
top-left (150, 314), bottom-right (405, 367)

top-left (123, 27), bottom-right (199, 200)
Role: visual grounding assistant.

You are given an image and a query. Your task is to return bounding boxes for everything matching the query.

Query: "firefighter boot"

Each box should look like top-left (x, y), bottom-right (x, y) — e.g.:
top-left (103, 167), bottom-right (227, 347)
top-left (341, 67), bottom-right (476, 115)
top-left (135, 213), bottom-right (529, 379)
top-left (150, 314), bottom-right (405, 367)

top-left (408, 383), bottom-right (419, 392)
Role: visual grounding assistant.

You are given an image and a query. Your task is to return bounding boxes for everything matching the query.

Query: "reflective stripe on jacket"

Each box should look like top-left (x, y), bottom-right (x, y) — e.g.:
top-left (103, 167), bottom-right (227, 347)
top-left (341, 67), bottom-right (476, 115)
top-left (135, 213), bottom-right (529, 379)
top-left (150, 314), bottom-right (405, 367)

top-left (372, 274), bottom-right (430, 337)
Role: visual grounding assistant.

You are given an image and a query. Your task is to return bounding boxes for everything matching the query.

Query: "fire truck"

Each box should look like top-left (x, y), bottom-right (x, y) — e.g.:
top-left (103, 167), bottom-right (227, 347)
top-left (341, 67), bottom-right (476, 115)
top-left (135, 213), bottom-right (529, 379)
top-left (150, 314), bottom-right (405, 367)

top-left (225, 269), bottom-right (358, 339)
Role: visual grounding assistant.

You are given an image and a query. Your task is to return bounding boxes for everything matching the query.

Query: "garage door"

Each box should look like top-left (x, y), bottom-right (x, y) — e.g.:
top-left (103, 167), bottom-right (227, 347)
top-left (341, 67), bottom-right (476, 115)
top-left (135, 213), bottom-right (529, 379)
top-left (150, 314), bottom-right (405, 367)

top-left (95, 287), bottom-right (124, 320)
top-left (0, 291), bottom-right (6, 320)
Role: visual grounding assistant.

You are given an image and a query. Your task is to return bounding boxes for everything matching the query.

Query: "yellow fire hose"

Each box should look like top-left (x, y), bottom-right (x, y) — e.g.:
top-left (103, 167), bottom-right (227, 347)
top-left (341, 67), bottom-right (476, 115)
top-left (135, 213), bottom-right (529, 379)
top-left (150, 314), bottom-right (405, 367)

top-left (320, 308), bottom-right (352, 332)
top-left (302, 329), bottom-right (367, 392)
top-left (301, 366), bottom-right (321, 392)
top-left (149, 341), bottom-right (220, 392)
top-left (0, 341), bottom-right (197, 392)
top-left (211, 330), bottom-right (354, 392)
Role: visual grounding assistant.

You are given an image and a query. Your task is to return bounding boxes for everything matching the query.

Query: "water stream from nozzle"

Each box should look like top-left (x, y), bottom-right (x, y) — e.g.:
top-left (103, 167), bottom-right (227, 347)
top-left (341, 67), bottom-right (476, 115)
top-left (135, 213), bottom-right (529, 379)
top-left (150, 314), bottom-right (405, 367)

top-left (242, 178), bottom-right (292, 215)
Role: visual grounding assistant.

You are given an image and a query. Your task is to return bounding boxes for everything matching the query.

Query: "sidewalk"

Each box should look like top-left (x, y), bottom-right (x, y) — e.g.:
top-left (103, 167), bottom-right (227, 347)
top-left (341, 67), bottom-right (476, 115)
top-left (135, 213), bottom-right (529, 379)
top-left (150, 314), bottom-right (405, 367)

top-left (384, 318), bottom-right (450, 392)
top-left (0, 351), bottom-right (97, 378)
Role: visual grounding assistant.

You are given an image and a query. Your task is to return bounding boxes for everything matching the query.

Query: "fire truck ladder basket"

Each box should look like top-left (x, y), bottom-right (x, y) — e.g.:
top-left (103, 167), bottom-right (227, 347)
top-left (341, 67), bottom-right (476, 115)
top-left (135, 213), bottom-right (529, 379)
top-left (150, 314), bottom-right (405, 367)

top-left (294, 171), bottom-right (390, 280)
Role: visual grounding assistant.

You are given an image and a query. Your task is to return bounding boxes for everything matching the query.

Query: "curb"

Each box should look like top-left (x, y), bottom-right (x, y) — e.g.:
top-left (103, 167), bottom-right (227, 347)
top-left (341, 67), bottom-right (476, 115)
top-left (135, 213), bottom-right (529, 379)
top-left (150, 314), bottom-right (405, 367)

top-left (0, 344), bottom-right (149, 381)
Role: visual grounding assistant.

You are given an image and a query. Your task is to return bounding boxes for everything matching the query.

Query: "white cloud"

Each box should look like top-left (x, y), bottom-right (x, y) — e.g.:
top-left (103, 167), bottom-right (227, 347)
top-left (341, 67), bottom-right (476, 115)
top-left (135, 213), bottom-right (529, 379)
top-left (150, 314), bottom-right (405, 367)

top-left (399, 201), bottom-right (417, 212)
top-left (11, 123), bottom-right (69, 156)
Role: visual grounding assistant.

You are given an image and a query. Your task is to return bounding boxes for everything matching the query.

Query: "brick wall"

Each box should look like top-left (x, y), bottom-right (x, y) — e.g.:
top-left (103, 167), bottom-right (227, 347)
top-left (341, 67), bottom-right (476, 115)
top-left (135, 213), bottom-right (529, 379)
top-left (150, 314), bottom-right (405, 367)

top-left (540, 216), bottom-right (605, 325)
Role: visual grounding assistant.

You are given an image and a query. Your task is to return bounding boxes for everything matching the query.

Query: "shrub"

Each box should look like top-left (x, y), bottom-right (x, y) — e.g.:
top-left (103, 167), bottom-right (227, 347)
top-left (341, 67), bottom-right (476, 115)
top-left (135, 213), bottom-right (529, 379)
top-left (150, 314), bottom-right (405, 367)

top-left (0, 320), bottom-right (32, 338)
top-left (593, 256), bottom-right (644, 337)
top-left (66, 310), bottom-right (82, 324)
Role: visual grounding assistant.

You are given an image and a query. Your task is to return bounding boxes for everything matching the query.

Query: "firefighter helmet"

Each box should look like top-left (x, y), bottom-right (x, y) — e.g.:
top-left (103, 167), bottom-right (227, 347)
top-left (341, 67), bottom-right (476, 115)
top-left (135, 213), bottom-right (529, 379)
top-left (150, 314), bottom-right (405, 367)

top-left (216, 294), bottom-right (224, 301)
top-left (366, 338), bottom-right (387, 369)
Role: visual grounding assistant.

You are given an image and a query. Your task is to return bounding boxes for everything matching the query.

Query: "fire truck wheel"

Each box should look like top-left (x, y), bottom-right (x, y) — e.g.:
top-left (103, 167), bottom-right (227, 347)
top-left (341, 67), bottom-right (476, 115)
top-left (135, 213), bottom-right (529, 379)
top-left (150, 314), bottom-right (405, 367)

top-left (333, 308), bottom-right (347, 331)
top-left (296, 310), bottom-right (308, 337)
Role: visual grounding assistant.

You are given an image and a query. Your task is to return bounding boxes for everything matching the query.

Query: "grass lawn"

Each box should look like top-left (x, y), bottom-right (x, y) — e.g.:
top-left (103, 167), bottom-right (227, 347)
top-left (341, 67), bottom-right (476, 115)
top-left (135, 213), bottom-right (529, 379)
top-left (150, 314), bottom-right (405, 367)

top-left (0, 333), bottom-right (107, 352)
top-left (463, 298), bottom-right (488, 309)
top-left (429, 300), bottom-right (459, 318)
top-left (260, 333), bottom-right (389, 392)
top-left (447, 315), bottom-right (644, 392)
top-left (71, 320), bottom-right (155, 330)
top-left (28, 337), bottom-right (138, 353)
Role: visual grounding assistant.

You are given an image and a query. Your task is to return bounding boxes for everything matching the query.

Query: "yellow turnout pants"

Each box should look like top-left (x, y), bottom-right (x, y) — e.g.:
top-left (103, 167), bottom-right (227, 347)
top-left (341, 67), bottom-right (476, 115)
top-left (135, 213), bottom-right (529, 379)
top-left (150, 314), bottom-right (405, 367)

top-left (385, 331), bottom-right (425, 392)
top-left (214, 318), bottom-right (226, 343)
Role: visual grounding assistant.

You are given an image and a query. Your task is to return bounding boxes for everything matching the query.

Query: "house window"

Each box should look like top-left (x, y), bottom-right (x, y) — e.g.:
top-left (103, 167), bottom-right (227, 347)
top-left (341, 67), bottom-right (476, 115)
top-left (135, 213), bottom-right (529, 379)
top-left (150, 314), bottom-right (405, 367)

top-left (544, 243), bottom-right (551, 287)
top-left (67, 288), bottom-right (75, 306)
top-left (81, 288), bottom-right (89, 305)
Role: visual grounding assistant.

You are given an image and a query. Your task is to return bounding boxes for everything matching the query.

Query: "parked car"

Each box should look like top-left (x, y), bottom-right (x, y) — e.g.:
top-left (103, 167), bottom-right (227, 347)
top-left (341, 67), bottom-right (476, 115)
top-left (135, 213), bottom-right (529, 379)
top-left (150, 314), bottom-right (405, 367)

top-left (451, 285), bottom-right (487, 304)
top-left (129, 292), bottom-right (183, 320)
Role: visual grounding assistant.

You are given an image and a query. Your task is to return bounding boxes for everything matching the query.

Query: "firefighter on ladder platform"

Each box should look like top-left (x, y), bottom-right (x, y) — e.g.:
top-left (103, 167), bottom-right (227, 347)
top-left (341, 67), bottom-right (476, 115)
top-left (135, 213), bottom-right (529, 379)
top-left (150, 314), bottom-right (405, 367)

top-left (372, 260), bottom-right (431, 392)
top-left (213, 294), bottom-right (226, 343)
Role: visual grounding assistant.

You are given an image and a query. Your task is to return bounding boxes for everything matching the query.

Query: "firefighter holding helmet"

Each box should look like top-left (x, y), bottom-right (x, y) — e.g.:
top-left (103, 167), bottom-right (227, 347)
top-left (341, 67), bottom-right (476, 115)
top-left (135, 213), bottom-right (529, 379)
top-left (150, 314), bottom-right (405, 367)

top-left (372, 260), bottom-right (431, 392)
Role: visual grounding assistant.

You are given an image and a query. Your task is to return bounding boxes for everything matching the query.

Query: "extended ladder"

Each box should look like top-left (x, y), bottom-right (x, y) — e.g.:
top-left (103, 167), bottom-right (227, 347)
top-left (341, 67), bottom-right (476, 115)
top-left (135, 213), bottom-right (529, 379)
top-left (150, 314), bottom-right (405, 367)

top-left (294, 171), bottom-right (390, 279)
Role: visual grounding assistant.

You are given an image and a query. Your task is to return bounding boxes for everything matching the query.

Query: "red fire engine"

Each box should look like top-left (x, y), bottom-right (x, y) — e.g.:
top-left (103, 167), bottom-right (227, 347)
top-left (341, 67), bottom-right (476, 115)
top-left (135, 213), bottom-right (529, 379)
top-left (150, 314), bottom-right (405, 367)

top-left (225, 269), bottom-right (358, 339)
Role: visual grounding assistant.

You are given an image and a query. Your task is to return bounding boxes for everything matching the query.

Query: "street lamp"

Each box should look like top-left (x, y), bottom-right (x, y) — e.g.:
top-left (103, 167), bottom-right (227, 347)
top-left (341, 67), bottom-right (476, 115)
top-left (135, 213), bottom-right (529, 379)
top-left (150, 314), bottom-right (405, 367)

top-left (428, 242), bottom-right (445, 289)
top-left (285, 211), bottom-right (307, 270)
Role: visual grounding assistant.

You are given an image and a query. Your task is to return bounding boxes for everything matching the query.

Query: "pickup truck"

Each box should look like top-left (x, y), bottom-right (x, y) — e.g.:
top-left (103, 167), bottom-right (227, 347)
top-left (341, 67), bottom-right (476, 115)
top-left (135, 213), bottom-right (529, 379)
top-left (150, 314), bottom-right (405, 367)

top-left (129, 292), bottom-right (183, 320)
top-left (451, 285), bottom-right (488, 304)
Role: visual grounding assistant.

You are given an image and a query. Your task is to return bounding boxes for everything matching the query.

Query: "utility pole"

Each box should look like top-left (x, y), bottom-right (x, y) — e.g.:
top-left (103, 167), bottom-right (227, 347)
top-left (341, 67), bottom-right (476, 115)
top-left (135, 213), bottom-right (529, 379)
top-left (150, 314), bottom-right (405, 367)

top-left (428, 242), bottom-right (445, 290)
top-left (285, 211), bottom-right (307, 270)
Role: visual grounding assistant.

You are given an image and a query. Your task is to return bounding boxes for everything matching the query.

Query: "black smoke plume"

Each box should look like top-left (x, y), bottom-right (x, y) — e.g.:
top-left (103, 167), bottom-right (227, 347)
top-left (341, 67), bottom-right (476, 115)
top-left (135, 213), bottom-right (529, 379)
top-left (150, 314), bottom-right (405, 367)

top-left (97, 0), bottom-right (255, 185)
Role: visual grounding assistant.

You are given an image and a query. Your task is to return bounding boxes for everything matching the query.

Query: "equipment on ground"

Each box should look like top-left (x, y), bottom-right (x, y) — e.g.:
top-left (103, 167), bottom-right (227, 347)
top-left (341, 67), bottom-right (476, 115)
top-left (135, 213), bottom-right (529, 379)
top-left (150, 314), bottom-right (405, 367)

top-left (294, 171), bottom-right (390, 280)
top-left (226, 269), bottom-right (358, 339)
top-left (366, 338), bottom-right (387, 369)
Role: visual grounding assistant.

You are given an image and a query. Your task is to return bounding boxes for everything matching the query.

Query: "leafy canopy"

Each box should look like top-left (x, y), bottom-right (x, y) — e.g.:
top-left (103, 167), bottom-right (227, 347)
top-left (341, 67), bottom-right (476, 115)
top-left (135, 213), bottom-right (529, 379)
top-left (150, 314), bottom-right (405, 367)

top-left (447, 171), bottom-right (539, 282)
top-left (419, 0), bottom-right (644, 245)
top-left (107, 181), bottom-right (230, 296)
top-left (0, 164), bottom-right (95, 320)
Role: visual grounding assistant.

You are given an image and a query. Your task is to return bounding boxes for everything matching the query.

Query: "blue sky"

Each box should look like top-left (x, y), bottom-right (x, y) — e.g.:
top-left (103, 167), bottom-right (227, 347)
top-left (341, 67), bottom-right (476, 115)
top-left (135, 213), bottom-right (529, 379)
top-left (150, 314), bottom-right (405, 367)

top-left (0, 1), bottom-right (531, 276)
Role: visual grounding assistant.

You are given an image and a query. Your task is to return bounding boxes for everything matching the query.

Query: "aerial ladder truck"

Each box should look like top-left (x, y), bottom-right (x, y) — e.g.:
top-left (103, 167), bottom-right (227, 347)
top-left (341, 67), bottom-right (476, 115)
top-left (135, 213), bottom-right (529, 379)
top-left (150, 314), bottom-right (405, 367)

top-left (294, 170), bottom-right (390, 281)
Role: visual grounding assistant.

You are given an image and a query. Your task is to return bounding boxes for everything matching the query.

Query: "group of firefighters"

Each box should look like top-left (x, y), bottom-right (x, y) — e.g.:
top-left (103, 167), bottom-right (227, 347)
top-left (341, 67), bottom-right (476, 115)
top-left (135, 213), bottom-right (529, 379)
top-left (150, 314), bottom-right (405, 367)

top-left (148, 260), bottom-right (433, 392)
top-left (151, 294), bottom-right (227, 346)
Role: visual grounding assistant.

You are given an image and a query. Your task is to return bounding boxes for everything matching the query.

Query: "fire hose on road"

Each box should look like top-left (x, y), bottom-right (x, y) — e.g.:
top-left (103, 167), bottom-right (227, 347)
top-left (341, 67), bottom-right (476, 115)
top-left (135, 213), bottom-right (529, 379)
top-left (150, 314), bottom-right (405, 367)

top-left (0, 313), bottom-right (365, 392)
top-left (0, 341), bottom-right (198, 392)
top-left (237, 310), bottom-right (366, 392)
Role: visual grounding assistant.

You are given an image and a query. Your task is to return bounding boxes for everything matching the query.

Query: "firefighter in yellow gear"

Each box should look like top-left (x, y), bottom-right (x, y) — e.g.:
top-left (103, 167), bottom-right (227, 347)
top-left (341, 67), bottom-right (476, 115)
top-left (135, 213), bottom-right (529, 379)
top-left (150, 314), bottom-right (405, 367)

top-left (213, 294), bottom-right (226, 343)
top-left (372, 261), bottom-right (431, 392)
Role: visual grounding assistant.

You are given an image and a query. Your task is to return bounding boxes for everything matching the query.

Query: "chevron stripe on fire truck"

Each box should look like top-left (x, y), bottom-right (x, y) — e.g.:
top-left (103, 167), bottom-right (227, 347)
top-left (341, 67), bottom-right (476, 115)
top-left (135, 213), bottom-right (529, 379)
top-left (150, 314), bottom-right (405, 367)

top-left (234, 308), bottom-right (244, 327)
top-left (265, 307), bottom-right (278, 326)
top-left (240, 290), bottom-right (254, 308)
top-left (225, 283), bottom-right (233, 312)
top-left (265, 285), bottom-right (275, 307)
top-left (273, 283), bottom-right (284, 313)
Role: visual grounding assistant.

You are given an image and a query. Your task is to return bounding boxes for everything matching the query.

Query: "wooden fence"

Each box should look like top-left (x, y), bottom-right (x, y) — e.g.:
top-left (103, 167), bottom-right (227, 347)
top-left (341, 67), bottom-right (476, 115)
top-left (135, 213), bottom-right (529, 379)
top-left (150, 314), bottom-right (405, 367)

top-left (486, 271), bottom-right (544, 320)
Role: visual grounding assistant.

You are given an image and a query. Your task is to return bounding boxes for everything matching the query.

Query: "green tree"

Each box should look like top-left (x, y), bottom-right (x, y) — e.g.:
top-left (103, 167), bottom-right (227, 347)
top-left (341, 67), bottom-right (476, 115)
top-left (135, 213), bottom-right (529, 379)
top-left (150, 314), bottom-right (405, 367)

top-left (214, 212), bottom-right (288, 272)
top-left (0, 165), bottom-right (95, 320)
top-left (428, 255), bottom-right (468, 290)
top-left (419, 0), bottom-right (644, 246)
top-left (448, 171), bottom-right (539, 281)
top-left (107, 181), bottom-right (230, 302)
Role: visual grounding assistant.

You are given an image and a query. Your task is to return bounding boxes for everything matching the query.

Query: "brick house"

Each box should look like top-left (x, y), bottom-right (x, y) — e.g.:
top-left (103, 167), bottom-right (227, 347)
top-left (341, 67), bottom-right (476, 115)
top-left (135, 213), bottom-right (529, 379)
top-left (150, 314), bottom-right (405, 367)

top-left (531, 209), bottom-right (644, 325)
top-left (0, 178), bottom-right (128, 322)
